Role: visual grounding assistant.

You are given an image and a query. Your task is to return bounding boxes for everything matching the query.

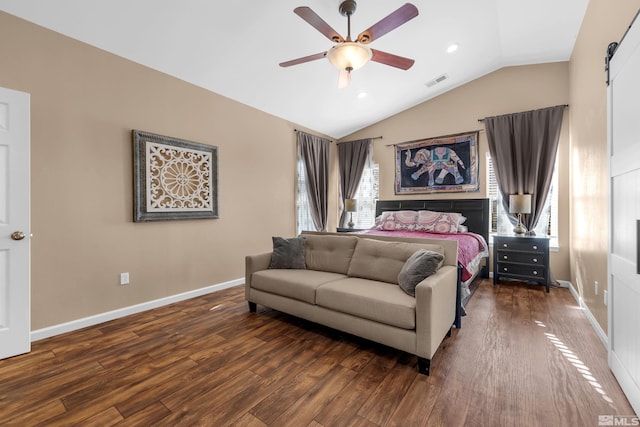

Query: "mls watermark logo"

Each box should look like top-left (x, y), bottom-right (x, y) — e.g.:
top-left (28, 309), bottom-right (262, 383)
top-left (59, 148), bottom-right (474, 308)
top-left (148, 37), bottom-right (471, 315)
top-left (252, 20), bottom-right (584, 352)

top-left (599, 415), bottom-right (640, 426)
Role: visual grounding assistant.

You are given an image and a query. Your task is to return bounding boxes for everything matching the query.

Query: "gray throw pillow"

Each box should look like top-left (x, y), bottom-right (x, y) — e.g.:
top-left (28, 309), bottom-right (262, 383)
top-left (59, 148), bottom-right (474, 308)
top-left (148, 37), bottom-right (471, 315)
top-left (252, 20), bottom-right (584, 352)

top-left (397, 249), bottom-right (444, 296)
top-left (269, 236), bottom-right (306, 269)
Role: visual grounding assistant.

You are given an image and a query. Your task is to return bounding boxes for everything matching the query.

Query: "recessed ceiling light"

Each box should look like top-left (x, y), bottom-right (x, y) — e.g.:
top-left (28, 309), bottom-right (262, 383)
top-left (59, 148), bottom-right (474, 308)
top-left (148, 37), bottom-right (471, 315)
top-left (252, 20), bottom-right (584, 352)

top-left (447, 43), bottom-right (459, 54)
top-left (357, 92), bottom-right (368, 99)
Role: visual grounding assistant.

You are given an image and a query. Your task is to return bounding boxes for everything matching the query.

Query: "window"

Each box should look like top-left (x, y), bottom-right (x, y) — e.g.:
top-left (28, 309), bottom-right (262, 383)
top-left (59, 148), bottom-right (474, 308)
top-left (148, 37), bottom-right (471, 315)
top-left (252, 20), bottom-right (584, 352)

top-left (486, 153), bottom-right (558, 246)
top-left (296, 158), bottom-right (316, 234)
top-left (297, 150), bottom-right (380, 233)
top-left (349, 150), bottom-right (379, 228)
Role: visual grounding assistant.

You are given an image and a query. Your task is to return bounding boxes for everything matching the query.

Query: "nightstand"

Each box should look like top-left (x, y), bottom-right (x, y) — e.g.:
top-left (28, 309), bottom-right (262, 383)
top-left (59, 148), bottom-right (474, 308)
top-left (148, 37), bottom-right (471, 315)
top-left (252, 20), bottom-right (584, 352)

top-left (336, 228), bottom-right (366, 233)
top-left (493, 234), bottom-right (550, 292)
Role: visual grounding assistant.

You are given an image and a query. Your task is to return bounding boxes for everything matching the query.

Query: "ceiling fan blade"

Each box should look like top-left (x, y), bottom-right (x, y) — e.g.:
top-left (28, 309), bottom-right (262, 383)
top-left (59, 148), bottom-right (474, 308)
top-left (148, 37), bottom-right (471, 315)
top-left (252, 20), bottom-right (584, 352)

top-left (279, 52), bottom-right (327, 68)
top-left (357, 3), bottom-right (418, 44)
top-left (338, 70), bottom-right (351, 88)
top-left (370, 49), bottom-right (415, 70)
top-left (294, 7), bottom-right (345, 43)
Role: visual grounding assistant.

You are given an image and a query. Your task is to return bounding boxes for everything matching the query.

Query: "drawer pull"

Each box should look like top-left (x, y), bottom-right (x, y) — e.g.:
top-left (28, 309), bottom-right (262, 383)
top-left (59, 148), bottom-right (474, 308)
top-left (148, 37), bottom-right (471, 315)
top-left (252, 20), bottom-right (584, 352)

top-left (533, 245), bottom-right (538, 250)
top-left (503, 243), bottom-right (508, 248)
top-left (503, 267), bottom-right (508, 272)
top-left (503, 255), bottom-right (508, 260)
top-left (533, 271), bottom-right (538, 275)
top-left (533, 258), bottom-right (538, 263)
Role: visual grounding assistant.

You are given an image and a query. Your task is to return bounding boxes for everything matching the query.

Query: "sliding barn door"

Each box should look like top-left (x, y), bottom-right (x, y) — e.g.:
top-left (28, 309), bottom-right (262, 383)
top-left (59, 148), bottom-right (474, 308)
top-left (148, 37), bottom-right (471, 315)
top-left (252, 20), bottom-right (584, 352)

top-left (608, 12), bottom-right (640, 416)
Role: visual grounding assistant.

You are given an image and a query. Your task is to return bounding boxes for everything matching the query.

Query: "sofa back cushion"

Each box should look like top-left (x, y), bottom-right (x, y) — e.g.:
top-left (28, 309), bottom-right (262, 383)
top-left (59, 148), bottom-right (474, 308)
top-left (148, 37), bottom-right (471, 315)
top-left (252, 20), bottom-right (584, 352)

top-left (348, 238), bottom-right (444, 284)
top-left (304, 234), bottom-right (359, 274)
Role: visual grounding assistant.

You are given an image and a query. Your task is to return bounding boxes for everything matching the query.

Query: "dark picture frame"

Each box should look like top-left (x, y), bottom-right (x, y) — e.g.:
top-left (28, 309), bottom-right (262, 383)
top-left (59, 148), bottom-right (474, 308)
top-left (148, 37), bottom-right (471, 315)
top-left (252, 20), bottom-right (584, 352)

top-left (395, 131), bottom-right (479, 194)
top-left (133, 130), bottom-right (219, 222)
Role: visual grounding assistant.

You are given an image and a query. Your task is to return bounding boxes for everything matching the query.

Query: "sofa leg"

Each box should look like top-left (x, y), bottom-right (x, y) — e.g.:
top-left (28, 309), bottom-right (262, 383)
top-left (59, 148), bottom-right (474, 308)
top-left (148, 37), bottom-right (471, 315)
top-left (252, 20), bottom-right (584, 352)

top-left (446, 327), bottom-right (453, 337)
top-left (248, 302), bottom-right (257, 313)
top-left (417, 357), bottom-right (431, 376)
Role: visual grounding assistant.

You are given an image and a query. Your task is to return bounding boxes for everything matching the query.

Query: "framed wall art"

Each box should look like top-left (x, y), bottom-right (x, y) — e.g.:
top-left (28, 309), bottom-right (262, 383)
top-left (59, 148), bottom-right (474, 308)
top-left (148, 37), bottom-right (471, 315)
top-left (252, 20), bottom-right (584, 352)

top-left (133, 130), bottom-right (219, 221)
top-left (395, 131), bottom-right (479, 194)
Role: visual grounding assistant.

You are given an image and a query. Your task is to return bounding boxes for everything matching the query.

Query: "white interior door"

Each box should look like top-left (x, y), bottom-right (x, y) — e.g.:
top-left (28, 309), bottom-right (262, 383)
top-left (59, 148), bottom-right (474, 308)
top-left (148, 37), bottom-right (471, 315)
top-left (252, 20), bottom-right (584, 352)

top-left (0, 87), bottom-right (31, 359)
top-left (608, 14), bottom-right (640, 416)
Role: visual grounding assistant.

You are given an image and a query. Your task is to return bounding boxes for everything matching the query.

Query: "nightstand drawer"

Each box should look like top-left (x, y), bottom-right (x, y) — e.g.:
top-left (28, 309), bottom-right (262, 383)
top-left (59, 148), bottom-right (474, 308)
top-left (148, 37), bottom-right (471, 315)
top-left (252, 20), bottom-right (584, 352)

top-left (495, 240), bottom-right (546, 253)
top-left (495, 251), bottom-right (544, 265)
top-left (496, 262), bottom-right (546, 279)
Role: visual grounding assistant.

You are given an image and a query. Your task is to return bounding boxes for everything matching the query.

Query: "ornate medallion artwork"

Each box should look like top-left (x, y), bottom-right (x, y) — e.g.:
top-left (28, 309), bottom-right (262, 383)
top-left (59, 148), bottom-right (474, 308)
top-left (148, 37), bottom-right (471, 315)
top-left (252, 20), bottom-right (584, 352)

top-left (149, 143), bottom-right (211, 210)
top-left (133, 130), bottom-right (218, 221)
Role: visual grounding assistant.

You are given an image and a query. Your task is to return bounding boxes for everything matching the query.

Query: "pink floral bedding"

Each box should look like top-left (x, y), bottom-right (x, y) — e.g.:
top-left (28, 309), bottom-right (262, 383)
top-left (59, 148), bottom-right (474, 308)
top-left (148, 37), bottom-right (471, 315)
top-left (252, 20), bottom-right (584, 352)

top-left (355, 229), bottom-right (489, 282)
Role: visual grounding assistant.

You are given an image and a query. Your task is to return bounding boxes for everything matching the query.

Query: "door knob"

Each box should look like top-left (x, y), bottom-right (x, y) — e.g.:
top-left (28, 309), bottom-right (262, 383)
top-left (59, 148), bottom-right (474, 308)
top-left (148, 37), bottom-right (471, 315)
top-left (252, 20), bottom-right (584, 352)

top-left (11, 231), bottom-right (26, 241)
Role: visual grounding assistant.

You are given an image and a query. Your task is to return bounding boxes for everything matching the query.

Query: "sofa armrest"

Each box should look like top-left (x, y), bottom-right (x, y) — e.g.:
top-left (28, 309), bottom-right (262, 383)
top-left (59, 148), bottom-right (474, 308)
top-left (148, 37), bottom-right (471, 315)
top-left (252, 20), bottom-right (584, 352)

top-left (415, 265), bottom-right (458, 359)
top-left (245, 252), bottom-right (272, 300)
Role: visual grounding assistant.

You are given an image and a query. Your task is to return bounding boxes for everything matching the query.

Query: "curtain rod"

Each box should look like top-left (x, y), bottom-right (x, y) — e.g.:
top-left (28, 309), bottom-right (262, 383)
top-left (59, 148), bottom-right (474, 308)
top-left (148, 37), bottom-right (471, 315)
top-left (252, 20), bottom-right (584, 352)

top-left (477, 104), bottom-right (569, 122)
top-left (385, 130), bottom-right (483, 147)
top-left (293, 130), bottom-right (383, 143)
top-left (293, 129), bottom-right (334, 143)
top-left (338, 136), bottom-right (383, 144)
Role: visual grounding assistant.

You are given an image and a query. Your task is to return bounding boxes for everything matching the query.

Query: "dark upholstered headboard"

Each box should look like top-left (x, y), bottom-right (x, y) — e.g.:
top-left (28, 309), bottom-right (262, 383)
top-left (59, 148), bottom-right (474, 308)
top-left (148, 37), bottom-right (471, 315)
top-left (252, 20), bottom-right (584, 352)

top-left (375, 198), bottom-right (490, 244)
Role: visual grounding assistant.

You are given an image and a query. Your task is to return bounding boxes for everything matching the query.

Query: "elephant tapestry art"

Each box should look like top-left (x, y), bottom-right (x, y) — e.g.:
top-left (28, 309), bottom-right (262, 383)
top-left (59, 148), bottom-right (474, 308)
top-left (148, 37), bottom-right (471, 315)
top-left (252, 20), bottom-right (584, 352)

top-left (395, 131), bottom-right (479, 194)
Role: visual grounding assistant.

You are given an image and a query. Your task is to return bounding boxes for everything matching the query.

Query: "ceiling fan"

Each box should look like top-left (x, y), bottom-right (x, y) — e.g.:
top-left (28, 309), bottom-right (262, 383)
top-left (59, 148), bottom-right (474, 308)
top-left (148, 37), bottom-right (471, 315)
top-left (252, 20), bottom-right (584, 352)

top-left (280, 1), bottom-right (419, 88)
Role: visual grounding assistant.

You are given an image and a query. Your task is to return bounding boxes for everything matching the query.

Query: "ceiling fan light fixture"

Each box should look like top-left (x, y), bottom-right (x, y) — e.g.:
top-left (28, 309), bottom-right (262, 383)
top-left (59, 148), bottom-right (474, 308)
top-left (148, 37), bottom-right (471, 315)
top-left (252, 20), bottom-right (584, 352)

top-left (328, 42), bottom-right (372, 71)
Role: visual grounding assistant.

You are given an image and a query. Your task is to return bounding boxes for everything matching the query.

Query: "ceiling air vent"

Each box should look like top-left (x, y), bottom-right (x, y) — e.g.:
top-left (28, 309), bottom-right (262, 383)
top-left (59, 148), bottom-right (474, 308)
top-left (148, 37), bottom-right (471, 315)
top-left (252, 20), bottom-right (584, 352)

top-left (425, 74), bottom-right (448, 88)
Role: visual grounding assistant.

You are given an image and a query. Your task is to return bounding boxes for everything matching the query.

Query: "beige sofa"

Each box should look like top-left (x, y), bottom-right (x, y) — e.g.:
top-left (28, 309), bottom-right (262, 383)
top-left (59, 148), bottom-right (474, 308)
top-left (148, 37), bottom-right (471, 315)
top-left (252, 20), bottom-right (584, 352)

top-left (245, 232), bottom-right (459, 375)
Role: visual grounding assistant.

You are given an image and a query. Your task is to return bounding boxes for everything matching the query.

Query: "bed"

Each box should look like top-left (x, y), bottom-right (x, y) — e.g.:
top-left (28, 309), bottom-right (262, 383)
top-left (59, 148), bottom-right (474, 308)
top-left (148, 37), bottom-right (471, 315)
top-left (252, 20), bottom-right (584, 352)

top-left (354, 198), bottom-right (490, 328)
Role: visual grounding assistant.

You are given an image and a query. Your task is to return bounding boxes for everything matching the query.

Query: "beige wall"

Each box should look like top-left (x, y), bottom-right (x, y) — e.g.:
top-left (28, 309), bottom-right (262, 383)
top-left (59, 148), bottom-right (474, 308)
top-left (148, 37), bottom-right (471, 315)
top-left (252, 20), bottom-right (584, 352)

top-left (341, 62), bottom-right (571, 281)
top-left (569, 1), bottom-right (640, 331)
top-left (0, 12), bottom-right (333, 330)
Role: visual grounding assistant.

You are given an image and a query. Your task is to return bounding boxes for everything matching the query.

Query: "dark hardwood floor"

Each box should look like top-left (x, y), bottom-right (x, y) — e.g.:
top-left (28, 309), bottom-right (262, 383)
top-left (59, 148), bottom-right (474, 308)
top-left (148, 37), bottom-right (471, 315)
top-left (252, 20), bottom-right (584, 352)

top-left (0, 280), bottom-right (634, 426)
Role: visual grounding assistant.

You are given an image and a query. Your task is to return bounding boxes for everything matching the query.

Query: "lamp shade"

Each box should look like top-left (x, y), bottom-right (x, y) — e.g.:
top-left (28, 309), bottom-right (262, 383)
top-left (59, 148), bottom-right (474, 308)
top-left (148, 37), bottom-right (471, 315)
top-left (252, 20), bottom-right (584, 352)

top-left (327, 42), bottom-right (372, 71)
top-left (345, 199), bottom-right (357, 212)
top-left (509, 194), bottom-right (532, 214)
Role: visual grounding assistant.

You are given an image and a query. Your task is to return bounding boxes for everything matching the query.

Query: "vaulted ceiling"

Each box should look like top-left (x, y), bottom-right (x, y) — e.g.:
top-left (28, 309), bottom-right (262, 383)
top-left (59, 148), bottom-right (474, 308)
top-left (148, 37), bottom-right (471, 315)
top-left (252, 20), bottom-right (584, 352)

top-left (0, 0), bottom-right (589, 138)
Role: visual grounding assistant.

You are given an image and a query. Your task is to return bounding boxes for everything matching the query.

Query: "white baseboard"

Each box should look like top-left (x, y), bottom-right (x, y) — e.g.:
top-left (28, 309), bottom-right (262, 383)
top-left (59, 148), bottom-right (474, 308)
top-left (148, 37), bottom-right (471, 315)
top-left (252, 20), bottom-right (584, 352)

top-left (557, 279), bottom-right (608, 348)
top-left (30, 278), bottom-right (244, 342)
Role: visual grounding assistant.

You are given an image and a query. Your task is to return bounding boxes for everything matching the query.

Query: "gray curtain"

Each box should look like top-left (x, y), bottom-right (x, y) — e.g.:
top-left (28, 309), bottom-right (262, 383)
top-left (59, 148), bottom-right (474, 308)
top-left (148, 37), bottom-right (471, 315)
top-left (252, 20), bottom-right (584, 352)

top-left (338, 139), bottom-right (371, 227)
top-left (484, 105), bottom-right (565, 232)
top-left (297, 131), bottom-right (330, 231)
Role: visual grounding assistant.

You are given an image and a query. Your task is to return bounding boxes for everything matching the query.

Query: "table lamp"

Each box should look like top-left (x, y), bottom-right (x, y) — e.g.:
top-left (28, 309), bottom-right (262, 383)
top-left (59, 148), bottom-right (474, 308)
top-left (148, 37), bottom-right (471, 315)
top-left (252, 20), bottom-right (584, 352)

top-left (345, 199), bottom-right (357, 228)
top-left (509, 194), bottom-right (531, 235)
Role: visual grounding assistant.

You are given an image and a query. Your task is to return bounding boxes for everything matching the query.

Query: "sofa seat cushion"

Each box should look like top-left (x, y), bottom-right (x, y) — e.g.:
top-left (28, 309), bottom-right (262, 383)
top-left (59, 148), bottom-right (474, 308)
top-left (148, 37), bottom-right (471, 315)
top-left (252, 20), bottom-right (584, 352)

top-left (251, 269), bottom-right (347, 304)
top-left (316, 278), bottom-right (416, 329)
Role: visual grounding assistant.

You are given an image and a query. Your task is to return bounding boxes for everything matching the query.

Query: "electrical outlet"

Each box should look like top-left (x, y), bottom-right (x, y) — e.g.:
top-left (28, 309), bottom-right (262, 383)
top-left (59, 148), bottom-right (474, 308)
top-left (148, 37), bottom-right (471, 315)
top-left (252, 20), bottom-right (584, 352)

top-left (120, 272), bottom-right (129, 285)
top-left (594, 281), bottom-right (599, 296)
top-left (604, 289), bottom-right (608, 306)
